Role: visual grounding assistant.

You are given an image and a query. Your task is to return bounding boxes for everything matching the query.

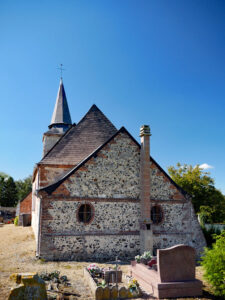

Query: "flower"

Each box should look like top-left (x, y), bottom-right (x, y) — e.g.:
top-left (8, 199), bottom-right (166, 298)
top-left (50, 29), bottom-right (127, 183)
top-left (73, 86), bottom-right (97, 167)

top-left (87, 264), bottom-right (100, 275)
top-left (128, 278), bottom-right (139, 291)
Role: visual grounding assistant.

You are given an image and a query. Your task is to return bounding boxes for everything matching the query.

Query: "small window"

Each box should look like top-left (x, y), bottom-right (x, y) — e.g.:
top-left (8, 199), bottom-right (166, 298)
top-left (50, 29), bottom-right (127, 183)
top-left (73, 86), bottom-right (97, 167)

top-left (151, 205), bottom-right (163, 224)
top-left (78, 204), bottom-right (93, 224)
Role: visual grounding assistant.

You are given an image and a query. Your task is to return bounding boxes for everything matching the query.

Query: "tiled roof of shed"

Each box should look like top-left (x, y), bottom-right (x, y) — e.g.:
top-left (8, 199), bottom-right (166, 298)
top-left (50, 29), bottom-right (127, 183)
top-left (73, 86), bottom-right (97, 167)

top-left (40, 104), bottom-right (117, 165)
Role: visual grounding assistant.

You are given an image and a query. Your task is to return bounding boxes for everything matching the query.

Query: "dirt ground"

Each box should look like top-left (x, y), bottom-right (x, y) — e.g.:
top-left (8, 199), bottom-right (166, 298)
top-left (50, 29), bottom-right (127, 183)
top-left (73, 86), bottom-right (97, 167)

top-left (0, 224), bottom-right (219, 300)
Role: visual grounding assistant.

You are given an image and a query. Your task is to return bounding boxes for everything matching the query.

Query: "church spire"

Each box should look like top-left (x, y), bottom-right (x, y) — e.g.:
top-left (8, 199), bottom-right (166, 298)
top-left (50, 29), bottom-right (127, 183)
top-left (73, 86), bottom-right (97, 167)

top-left (42, 79), bottom-right (73, 157)
top-left (49, 79), bottom-right (72, 131)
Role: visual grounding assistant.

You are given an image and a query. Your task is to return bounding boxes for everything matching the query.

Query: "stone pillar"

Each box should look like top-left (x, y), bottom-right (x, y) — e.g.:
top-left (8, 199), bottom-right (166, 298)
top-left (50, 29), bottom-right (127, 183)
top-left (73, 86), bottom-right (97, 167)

top-left (140, 125), bottom-right (153, 253)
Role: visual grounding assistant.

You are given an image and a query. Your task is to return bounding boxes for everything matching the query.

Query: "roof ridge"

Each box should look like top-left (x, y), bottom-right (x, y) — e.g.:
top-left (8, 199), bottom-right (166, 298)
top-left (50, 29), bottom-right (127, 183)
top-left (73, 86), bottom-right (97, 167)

top-left (75, 104), bottom-right (117, 131)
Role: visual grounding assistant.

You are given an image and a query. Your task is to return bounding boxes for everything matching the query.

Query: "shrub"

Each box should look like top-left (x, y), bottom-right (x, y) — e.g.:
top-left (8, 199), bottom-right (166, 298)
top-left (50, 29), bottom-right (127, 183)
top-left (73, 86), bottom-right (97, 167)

top-left (202, 225), bottom-right (221, 247)
top-left (14, 216), bottom-right (18, 226)
top-left (201, 230), bottom-right (225, 297)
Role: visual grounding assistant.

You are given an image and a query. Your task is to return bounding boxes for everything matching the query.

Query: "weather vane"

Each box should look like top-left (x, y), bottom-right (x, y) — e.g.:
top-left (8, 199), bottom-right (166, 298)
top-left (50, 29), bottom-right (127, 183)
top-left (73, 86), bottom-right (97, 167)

top-left (57, 64), bottom-right (65, 79)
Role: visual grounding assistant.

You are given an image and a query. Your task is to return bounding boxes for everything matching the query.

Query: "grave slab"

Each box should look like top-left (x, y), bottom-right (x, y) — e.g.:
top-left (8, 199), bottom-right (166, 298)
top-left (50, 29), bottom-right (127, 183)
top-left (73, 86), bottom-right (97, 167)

top-left (131, 244), bottom-right (202, 298)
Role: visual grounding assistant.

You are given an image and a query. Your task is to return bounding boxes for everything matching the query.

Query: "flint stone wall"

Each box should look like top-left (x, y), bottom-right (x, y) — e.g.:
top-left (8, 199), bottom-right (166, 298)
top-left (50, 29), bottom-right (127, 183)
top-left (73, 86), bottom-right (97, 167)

top-left (62, 131), bottom-right (184, 201)
top-left (65, 132), bottom-right (140, 198)
top-left (44, 200), bottom-right (140, 232)
top-left (37, 131), bottom-right (206, 260)
top-left (40, 234), bottom-right (140, 261)
top-left (39, 199), bottom-right (140, 260)
top-left (152, 202), bottom-right (206, 257)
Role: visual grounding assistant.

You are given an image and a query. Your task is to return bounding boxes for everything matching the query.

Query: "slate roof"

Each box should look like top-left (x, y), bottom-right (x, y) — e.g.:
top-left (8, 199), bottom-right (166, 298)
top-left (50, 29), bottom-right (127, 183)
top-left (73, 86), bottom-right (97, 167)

top-left (40, 104), bottom-right (117, 165)
top-left (49, 79), bottom-right (72, 128)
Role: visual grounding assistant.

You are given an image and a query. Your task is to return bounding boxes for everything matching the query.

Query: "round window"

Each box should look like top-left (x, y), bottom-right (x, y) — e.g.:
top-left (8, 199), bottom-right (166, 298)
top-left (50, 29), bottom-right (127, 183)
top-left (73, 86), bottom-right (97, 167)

top-left (151, 205), bottom-right (163, 224)
top-left (78, 203), bottom-right (93, 224)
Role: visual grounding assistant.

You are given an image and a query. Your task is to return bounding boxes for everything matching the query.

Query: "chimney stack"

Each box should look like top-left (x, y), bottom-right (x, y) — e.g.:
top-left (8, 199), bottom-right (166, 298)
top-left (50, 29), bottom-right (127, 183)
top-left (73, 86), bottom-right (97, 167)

top-left (140, 125), bottom-right (153, 253)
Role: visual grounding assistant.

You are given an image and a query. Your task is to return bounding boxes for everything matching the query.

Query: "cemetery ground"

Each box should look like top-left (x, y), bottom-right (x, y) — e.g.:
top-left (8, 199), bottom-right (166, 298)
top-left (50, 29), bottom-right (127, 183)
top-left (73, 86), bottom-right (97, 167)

top-left (0, 225), bottom-right (221, 300)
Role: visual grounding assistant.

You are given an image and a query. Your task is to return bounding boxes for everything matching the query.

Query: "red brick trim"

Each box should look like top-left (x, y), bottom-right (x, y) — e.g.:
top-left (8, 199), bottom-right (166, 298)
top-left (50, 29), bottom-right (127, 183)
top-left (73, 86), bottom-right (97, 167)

top-left (153, 231), bottom-right (192, 235)
top-left (37, 163), bottom-right (75, 168)
top-left (151, 199), bottom-right (187, 204)
top-left (43, 196), bottom-right (140, 203)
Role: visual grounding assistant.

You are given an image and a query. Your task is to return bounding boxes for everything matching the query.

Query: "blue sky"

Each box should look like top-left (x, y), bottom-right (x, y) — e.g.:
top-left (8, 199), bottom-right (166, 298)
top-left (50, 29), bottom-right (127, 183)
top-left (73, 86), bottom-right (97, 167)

top-left (0, 0), bottom-right (224, 193)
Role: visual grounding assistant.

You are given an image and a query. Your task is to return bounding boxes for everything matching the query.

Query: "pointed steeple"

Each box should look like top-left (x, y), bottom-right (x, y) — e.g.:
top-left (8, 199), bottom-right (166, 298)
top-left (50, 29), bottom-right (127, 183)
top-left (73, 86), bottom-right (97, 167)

top-left (49, 79), bottom-right (72, 131)
top-left (42, 79), bottom-right (73, 157)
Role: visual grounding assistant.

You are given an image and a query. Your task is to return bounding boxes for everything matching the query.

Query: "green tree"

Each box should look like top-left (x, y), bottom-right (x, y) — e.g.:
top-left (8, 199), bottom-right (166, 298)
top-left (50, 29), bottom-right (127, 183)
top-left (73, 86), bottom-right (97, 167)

top-left (15, 175), bottom-right (32, 202)
top-left (0, 175), bottom-right (6, 206)
top-left (0, 176), bottom-right (18, 207)
top-left (0, 172), bottom-right (9, 178)
top-left (201, 230), bottom-right (225, 296)
top-left (168, 163), bottom-right (225, 223)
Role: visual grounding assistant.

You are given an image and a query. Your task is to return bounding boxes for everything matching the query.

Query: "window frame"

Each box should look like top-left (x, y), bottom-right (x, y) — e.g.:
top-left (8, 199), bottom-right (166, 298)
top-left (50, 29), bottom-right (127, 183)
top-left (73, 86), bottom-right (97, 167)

top-left (151, 205), bottom-right (163, 225)
top-left (77, 202), bottom-right (94, 225)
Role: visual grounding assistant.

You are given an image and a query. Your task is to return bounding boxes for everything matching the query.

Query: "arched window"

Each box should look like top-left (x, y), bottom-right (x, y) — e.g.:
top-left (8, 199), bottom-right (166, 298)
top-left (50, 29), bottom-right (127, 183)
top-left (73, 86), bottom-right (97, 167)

top-left (77, 203), bottom-right (93, 224)
top-left (151, 205), bottom-right (163, 225)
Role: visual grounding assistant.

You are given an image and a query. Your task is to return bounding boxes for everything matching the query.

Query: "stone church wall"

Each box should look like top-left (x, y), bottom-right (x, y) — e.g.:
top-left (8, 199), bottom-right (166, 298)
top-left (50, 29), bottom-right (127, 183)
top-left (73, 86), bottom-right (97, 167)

top-left (39, 198), bottom-right (141, 261)
top-left (38, 131), bottom-right (141, 260)
top-left (151, 200), bottom-right (205, 257)
top-left (44, 200), bottom-right (140, 232)
top-left (32, 173), bottom-right (39, 240)
top-left (64, 132), bottom-right (140, 198)
top-left (149, 162), bottom-right (206, 257)
top-left (36, 130), bottom-right (205, 260)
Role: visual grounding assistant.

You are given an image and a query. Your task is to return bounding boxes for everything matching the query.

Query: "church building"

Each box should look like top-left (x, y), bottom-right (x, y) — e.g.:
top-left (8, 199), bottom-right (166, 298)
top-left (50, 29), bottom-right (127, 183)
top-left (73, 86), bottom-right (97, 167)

top-left (32, 79), bottom-right (206, 261)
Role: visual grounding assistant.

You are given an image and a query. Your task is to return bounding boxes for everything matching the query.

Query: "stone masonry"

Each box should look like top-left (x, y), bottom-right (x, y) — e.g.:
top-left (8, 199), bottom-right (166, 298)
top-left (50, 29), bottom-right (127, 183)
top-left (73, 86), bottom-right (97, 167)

top-left (34, 129), bottom-right (205, 260)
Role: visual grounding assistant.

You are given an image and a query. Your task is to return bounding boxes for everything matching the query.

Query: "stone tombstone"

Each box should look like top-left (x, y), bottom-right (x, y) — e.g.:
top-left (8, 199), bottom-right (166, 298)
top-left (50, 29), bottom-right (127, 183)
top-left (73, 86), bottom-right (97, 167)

top-left (8, 273), bottom-right (47, 300)
top-left (103, 270), bottom-right (122, 284)
top-left (157, 244), bottom-right (195, 282)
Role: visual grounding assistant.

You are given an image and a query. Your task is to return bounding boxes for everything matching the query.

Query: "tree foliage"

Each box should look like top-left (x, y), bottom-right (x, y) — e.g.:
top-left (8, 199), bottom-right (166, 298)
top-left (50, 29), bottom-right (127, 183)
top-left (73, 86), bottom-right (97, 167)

top-left (201, 230), bottom-right (225, 296)
top-left (168, 163), bottom-right (225, 223)
top-left (0, 176), bottom-right (18, 207)
top-left (16, 175), bottom-right (32, 202)
top-left (0, 173), bottom-right (32, 207)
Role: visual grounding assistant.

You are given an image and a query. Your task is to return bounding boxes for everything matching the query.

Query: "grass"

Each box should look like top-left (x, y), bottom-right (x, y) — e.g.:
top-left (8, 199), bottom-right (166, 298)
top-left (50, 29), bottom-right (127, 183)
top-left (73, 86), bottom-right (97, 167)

top-left (0, 224), bottom-right (222, 300)
top-left (63, 265), bottom-right (72, 269)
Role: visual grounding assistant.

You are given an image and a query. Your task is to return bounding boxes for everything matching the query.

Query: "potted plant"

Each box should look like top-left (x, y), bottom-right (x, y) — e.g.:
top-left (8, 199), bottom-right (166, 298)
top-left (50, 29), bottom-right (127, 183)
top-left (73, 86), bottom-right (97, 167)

top-left (140, 251), bottom-right (152, 265)
top-left (135, 255), bottom-right (141, 263)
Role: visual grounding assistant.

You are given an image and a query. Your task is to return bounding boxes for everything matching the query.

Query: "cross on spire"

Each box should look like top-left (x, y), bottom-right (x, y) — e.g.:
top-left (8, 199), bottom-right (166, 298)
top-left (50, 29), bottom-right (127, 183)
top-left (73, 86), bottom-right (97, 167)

top-left (57, 64), bottom-right (65, 79)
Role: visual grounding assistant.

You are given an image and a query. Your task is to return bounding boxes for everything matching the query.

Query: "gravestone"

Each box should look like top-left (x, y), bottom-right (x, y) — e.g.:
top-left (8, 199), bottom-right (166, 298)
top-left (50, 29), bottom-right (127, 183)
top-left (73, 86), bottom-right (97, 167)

top-left (158, 244), bottom-right (195, 282)
top-left (131, 244), bottom-right (202, 298)
top-left (8, 273), bottom-right (47, 300)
